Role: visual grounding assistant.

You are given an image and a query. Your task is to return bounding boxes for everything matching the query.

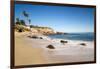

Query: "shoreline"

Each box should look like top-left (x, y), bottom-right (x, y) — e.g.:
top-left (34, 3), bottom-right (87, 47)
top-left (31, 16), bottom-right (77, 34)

top-left (15, 32), bottom-right (94, 66)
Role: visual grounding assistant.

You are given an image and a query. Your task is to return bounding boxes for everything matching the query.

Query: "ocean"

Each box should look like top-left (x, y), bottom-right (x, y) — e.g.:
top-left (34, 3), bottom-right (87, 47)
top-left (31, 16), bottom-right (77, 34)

top-left (48, 32), bottom-right (94, 41)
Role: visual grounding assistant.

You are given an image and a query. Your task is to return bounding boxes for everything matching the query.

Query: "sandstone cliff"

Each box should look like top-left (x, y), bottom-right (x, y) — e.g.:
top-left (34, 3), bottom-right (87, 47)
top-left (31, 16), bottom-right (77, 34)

top-left (15, 25), bottom-right (56, 35)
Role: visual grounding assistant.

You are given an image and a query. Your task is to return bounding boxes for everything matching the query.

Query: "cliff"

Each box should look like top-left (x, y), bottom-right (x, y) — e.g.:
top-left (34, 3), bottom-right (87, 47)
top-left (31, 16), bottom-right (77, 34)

top-left (15, 25), bottom-right (56, 35)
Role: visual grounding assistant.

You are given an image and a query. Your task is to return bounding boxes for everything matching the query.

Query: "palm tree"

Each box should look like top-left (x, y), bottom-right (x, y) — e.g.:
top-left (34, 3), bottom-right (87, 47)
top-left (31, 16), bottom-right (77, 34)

top-left (20, 20), bottom-right (26, 25)
top-left (16, 18), bottom-right (20, 22)
top-left (23, 11), bottom-right (29, 25)
top-left (28, 19), bottom-right (31, 25)
top-left (16, 18), bottom-right (20, 25)
top-left (28, 19), bottom-right (32, 32)
top-left (23, 11), bottom-right (29, 18)
top-left (23, 11), bottom-right (32, 34)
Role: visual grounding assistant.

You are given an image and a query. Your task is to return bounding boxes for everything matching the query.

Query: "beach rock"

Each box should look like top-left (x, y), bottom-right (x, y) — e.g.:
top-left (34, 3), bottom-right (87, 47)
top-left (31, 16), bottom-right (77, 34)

top-left (39, 37), bottom-right (43, 39)
top-left (80, 43), bottom-right (86, 46)
top-left (28, 35), bottom-right (38, 39)
top-left (60, 40), bottom-right (68, 44)
top-left (28, 35), bottom-right (44, 39)
top-left (31, 36), bottom-right (38, 39)
top-left (47, 45), bottom-right (55, 49)
top-left (18, 29), bottom-right (23, 32)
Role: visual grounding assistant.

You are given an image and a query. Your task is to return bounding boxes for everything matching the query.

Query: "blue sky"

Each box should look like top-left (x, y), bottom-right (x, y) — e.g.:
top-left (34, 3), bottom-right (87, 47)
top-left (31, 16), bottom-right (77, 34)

top-left (15, 4), bottom-right (95, 33)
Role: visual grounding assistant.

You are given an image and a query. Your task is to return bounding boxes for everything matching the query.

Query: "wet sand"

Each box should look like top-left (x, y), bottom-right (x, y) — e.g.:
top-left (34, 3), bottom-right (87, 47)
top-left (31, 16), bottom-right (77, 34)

top-left (15, 32), bottom-right (94, 66)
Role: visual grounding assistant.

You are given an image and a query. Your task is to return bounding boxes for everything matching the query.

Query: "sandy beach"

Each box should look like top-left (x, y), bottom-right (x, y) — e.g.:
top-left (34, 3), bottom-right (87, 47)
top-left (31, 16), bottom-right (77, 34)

top-left (15, 32), bottom-right (47, 66)
top-left (15, 32), bottom-right (94, 66)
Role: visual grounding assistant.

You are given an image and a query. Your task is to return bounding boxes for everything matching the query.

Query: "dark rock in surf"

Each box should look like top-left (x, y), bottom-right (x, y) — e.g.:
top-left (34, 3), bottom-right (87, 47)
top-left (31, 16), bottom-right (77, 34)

top-left (60, 40), bottom-right (68, 44)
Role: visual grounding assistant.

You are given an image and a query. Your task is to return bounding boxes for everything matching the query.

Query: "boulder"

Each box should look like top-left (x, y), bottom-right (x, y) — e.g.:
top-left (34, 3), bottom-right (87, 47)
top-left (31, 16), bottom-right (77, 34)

top-left (28, 35), bottom-right (38, 39)
top-left (39, 37), bottom-right (43, 39)
top-left (80, 43), bottom-right (86, 46)
top-left (60, 40), bottom-right (68, 44)
top-left (31, 36), bottom-right (38, 39)
top-left (46, 45), bottom-right (55, 49)
top-left (18, 29), bottom-right (23, 32)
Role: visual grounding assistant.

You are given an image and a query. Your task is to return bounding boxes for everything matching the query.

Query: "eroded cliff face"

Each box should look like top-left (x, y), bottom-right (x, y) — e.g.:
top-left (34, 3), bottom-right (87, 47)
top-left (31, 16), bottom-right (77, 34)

top-left (15, 25), bottom-right (56, 35)
top-left (31, 28), bottom-right (55, 35)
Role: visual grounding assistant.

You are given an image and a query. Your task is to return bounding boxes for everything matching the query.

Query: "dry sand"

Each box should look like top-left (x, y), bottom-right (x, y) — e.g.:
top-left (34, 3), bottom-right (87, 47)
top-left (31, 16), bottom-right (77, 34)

top-left (15, 32), bottom-right (47, 66)
top-left (15, 32), bottom-right (94, 66)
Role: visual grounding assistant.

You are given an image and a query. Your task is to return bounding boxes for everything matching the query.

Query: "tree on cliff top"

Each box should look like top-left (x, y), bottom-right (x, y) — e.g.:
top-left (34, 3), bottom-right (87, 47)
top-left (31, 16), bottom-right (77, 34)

top-left (23, 11), bottom-right (31, 26)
